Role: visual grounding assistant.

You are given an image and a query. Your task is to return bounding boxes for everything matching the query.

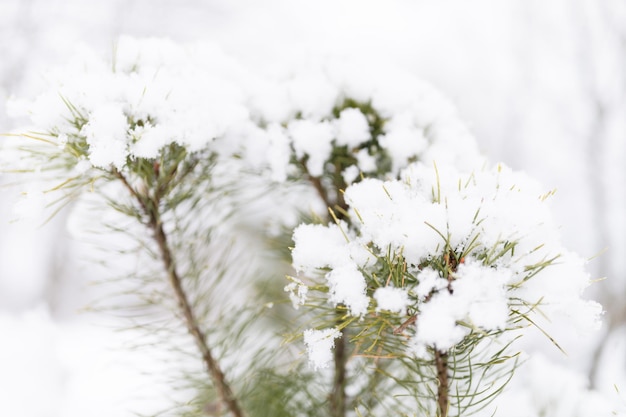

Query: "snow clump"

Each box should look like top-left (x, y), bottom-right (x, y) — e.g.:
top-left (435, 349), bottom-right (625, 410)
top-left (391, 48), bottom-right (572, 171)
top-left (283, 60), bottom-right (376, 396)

top-left (8, 37), bottom-right (250, 171)
top-left (292, 160), bottom-right (603, 361)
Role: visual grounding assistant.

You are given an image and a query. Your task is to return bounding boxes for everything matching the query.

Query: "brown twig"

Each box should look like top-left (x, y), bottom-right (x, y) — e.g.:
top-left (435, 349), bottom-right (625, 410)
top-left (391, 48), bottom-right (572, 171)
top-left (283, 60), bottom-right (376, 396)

top-left (331, 322), bottom-right (347, 417)
top-left (433, 250), bottom-right (459, 417)
top-left (149, 213), bottom-right (244, 417)
top-left (115, 168), bottom-right (245, 417)
top-left (435, 349), bottom-right (449, 417)
top-left (302, 161), bottom-right (350, 417)
top-left (393, 314), bottom-right (417, 335)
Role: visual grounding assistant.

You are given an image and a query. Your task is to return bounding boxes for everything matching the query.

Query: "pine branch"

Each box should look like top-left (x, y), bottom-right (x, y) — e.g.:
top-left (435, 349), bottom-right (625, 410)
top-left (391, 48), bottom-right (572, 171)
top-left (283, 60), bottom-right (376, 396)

top-left (149, 212), bottom-right (244, 417)
top-left (331, 315), bottom-right (348, 417)
top-left (114, 168), bottom-right (245, 417)
top-left (302, 163), bottom-right (351, 417)
top-left (435, 349), bottom-right (449, 417)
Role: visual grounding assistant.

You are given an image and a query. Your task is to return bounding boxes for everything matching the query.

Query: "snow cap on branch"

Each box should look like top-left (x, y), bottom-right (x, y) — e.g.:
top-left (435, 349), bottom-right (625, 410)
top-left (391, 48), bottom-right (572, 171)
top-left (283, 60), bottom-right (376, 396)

top-left (9, 37), bottom-right (250, 171)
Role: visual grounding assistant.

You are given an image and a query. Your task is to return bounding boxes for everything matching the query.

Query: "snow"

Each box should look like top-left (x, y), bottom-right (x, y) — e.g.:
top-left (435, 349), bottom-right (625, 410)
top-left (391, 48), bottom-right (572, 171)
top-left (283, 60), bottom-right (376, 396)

top-left (326, 264), bottom-right (369, 317)
top-left (0, 308), bottom-right (183, 417)
top-left (413, 291), bottom-right (467, 351)
top-left (334, 107), bottom-right (370, 147)
top-left (12, 37), bottom-right (251, 171)
top-left (287, 119), bottom-right (335, 177)
top-left (82, 103), bottom-right (128, 169)
top-left (1, 1), bottom-right (624, 415)
top-left (378, 122), bottom-right (427, 173)
top-left (291, 223), bottom-right (350, 275)
top-left (415, 267), bottom-right (449, 300)
top-left (284, 277), bottom-right (308, 309)
top-left (12, 185), bottom-right (47, 222)
top-left (292, 159), bottom-right (602, 359)
top-left (286, 70), bottom-right (337, 119)
top-left (265, 123), bottom-right (291, 182)
top-left (490, 353), bottom-right (619, 417)
top-left (374, 286), bottom-right (409, 314)
top-left (240, 56), bottom-right (488, 185)
top-left (452, 259), bottom-right (510, 330)
top-left (354, 148), bottom-right (377, 172)
top-left (409, 261), bottom-right (509, 352)
top-left (303, 327), bottom-right (341, 370)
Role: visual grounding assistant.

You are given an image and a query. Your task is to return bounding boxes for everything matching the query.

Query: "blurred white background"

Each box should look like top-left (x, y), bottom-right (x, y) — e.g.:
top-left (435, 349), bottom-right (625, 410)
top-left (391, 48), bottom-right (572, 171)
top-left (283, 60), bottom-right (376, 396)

top-left (1, 0), bottom-right (625, 415)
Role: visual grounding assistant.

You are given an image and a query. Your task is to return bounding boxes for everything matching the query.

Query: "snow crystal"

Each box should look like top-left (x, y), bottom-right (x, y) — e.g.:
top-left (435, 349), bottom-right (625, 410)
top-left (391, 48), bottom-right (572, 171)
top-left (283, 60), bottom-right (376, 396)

top-left (411, 261), bottom-right (510, 351)
top-left (303, 328), bottom-right (341, 370)
top-left (249, 55), bottom-right (488, 184)
top-left (296, 156), bottom-right (602, 355)
top-left (374, 286), bottom-right (410, 314)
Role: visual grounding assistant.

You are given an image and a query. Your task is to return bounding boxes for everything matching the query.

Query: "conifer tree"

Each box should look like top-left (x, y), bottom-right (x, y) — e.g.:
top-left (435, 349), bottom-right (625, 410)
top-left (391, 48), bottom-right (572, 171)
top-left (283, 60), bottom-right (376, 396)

top-left (3, 37), bottom-right (603, 417)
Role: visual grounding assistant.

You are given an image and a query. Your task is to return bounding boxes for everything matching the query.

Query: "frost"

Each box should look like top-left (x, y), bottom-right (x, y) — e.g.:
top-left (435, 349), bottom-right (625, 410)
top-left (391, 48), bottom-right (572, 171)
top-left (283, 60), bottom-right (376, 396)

top-left (303, 328), bottom-right (341, 370)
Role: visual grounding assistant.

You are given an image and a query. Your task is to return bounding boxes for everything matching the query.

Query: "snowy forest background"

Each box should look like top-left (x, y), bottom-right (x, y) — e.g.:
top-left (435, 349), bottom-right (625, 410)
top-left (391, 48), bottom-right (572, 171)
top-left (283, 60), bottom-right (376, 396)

top-left (0, 0), bottom-right (625, 416)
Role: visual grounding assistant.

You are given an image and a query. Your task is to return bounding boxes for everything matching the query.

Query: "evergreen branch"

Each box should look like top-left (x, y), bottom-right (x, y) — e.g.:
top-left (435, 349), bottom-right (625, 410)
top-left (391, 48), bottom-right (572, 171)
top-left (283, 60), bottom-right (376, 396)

top-left (435, 349), bottom-right (450, 417)
top-left (300, 160), bottom-right (351, 417)
top-left (310, 173), bottom-right (332, 209)
top-left (331, 314), bottom-right (348, 417)
top-left (114, 168), bottom-right (245, 417)
top-left (149, 213), bottom-right (244, 417)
